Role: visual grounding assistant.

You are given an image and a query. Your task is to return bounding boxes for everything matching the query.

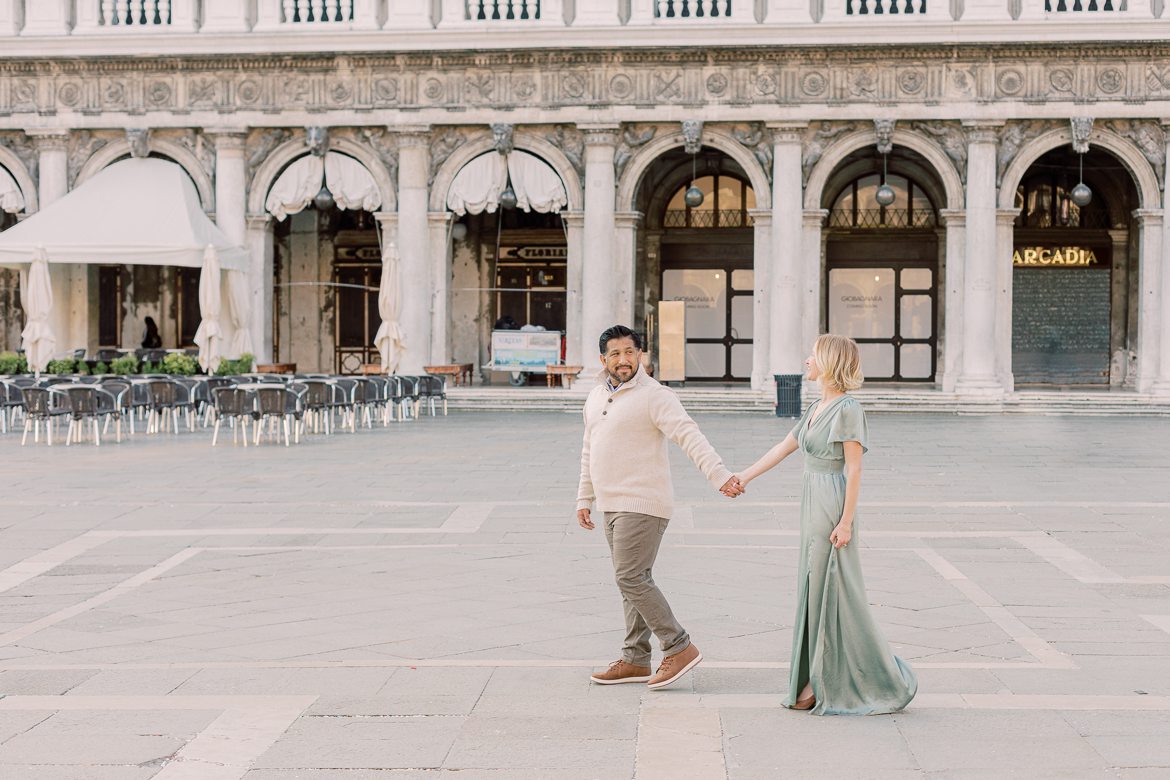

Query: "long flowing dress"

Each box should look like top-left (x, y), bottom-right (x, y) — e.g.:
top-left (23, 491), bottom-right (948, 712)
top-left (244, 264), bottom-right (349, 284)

top-left (784, 394), bottom-right (917, 715)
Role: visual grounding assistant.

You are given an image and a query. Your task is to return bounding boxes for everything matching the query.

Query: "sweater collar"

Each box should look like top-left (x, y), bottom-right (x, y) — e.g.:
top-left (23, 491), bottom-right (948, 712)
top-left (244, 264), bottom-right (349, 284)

top-left (596, 365), bottom-right (658, 392)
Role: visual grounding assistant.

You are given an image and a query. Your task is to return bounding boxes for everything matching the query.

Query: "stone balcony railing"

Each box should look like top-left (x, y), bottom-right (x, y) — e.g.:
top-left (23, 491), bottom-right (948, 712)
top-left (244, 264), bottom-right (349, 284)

top-left (0, 0), bottom-right (1162, 39)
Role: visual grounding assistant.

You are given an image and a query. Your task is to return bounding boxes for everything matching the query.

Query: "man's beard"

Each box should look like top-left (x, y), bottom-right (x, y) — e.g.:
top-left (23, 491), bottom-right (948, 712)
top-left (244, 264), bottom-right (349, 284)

top-left (607, 363), bottom-right (637, 384)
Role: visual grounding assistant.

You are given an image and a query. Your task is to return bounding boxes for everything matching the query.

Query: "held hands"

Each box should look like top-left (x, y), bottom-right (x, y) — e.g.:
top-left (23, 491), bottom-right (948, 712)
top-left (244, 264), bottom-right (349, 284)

top-left (829, 520), bottom-right (852, 549)
top-left (577, 508), bottom-right (595, 531)
top-left (720, 475), bottom-right (746, 498)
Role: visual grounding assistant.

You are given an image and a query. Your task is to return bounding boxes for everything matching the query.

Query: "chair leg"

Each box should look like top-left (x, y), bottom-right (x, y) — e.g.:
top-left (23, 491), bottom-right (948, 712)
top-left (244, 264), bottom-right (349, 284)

top-left (443, 398), bottom-right (448, 416)
top-left (93, 418), bottom-right (101, 447)
top-left (21, 418), bottom-right (30, 446)
top-left (212, 418), bottom-right (221, 446)
top-left (66, 419), bottom-right (74, 447)
top-left (283, 417), bottom-right (291, 447)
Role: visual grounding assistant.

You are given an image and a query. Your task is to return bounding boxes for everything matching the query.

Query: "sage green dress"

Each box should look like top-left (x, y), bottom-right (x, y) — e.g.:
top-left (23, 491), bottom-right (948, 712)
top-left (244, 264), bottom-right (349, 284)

top-left (784, 394), bottom-right (917, 716)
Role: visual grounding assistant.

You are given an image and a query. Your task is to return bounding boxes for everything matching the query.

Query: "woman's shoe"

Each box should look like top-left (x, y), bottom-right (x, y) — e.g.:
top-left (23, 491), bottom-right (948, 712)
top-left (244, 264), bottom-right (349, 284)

top-left (790, 690), bottom-right (816, 710)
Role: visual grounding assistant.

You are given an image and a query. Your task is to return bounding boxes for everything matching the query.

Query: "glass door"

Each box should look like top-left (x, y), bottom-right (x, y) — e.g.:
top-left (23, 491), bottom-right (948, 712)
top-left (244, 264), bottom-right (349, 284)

top-left (661, 266), bottom-right (753, 381)
top-left (826, 263), bottom-right (936, 381)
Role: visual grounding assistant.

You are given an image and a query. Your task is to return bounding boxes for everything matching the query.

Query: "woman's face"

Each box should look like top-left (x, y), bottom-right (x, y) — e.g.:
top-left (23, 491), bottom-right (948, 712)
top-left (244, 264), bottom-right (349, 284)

top-left (804, 348), bottom-right (820, 382)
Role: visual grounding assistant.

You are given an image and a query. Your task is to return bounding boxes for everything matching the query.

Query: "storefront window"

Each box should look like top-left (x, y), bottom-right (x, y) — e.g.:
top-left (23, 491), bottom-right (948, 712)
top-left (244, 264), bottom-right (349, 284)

top-left (664, 175), bottom-right (755, 228)
top-left (828, 174), bottom-right (937, 228)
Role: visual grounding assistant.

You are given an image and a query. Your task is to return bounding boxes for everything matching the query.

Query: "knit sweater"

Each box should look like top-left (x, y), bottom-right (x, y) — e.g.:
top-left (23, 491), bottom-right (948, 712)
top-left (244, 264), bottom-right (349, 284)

top-left (576, 368), bottom-right (733, 520)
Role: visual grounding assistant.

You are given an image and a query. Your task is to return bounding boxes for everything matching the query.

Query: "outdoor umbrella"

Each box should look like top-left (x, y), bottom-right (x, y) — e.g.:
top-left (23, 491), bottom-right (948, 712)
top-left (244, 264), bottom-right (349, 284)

top-left (20, 247), bottom-right (55, 374)
top-left (192, 245), bottom-right (223, 373)
top-left (227, 269), bottom-right (254, 357)
top-left (373, 242), bottom-right (405, 374)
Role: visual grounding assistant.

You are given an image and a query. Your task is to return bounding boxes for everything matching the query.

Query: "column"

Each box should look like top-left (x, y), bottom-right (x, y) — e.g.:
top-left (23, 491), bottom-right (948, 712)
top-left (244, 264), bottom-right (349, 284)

top-left (1134, 209), bottom-right (1167, 394)
top-left (428, 211), bottom-right (453, 365)
top-left (208, 130), bottom-right (248, 357)
top-left (993, 208), bottom-right (1018, 389)
top-left (562, 210), bottom-right (586, 368)
top-left (29, 131), bottom-right (76, 356)
top-left (613, 211), bottom-right (642, 327)
top-left (393, 128), bottom-right (432, 374)
top-left (801, 209), bottom-right (828, 368)
top-left (246, 215), bottom-right (274, 363)
top-left (938, 209), bottom-right (966, 392)
top-left (580, 126), bottom-right (619, 366)
top-left (748, 208), bottom-right (771, 390)
top-left (768, 124), bottom-right (806, 379)
top-left (955, 123), bottom-right (1004, 395)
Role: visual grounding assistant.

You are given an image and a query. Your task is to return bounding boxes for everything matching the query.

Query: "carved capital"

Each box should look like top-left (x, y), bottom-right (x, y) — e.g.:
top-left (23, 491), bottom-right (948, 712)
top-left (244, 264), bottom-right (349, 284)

top-left (27, 130), bottom-right (69, 153)
top-left (581, 125), bottom-right (620, 147)
top-left (205, 129), bottom-right (248, 152)
top-left (962, 122), bottom-right (1002, 145)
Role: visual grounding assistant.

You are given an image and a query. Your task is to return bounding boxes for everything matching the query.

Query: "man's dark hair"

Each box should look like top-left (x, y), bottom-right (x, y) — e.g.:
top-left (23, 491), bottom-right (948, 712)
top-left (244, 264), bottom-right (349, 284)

top-left (599, 325), bottom-right (642, 355)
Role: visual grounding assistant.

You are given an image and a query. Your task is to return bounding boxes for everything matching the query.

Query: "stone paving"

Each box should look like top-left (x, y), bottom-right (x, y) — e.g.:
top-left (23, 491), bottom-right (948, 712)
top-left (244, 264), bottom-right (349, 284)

top-left (1, 409), bottom-right (1169, 779)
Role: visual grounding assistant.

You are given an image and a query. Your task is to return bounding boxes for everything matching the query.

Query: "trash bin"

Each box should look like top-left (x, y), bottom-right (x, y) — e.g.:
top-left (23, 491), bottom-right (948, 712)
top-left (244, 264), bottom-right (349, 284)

top-left (774, 374), bottom-right (802, 418)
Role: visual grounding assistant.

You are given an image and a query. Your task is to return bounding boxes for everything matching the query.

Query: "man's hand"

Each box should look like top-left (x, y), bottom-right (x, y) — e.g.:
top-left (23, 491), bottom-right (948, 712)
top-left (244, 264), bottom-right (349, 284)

top-left (720, 476), bottom-right (745, 498)
top-left (577, 508), bottom-right (595, 530)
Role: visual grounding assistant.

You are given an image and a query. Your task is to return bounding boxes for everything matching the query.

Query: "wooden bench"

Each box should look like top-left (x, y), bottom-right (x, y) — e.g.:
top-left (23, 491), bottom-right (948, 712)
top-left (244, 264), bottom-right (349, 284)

top-left (424, 363), bottom-right (475, 386)
top-left (545, 364), bottom-right (583, 388)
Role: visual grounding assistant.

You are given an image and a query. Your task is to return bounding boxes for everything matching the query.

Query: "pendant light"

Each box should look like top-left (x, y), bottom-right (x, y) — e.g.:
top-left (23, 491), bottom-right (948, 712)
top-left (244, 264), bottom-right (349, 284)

top-left (875, 151), bottom-right (896, 208)
top-left (684, 151), bottom-right (704, 208)
top-left (1070, 152), bottom-right (1092, 207)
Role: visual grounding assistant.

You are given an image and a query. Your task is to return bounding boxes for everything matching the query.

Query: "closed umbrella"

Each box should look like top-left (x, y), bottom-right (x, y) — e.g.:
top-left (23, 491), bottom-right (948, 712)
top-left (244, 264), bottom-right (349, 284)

top-left (192, 245), bottom-right (223, 373)
top-left (20, 246), bottom-right (55, 374)
top-left (373, 242), bottom-right (405, 374)
top-left (227, 269), bottom-right (253, 357)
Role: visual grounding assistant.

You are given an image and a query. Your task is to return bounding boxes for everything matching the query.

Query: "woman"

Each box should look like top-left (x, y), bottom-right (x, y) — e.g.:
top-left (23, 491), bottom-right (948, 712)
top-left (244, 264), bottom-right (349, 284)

top-left (732, 334), bottom-right (916, 715)
top-left (141, 316), bottom-right (162, 349)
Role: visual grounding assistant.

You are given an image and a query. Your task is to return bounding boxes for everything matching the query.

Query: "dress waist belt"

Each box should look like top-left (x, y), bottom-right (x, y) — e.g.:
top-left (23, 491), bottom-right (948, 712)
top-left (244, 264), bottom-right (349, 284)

top-left (804, 454), bottom-right (845, 474)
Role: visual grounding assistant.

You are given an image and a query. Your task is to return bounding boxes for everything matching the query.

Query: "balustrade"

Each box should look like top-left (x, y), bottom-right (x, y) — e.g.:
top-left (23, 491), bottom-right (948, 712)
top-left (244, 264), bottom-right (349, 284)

top-left (654, 0), bottom-right (733, 17)
top-left (282, 0), bottom-right (355, 22)
top-left (467, 0), bottom-right (540, 20)
top-left (99, 0), bottom-right (171, 25)
top-left (1044, 0), bottom-right (1124, 10)
top-left (845, 0), bottom-right (927, 14)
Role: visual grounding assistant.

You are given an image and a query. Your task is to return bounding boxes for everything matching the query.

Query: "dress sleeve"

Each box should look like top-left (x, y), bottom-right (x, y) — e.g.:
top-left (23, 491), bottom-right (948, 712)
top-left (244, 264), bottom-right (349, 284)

top-left (827, 398), bottom-right (869, 454)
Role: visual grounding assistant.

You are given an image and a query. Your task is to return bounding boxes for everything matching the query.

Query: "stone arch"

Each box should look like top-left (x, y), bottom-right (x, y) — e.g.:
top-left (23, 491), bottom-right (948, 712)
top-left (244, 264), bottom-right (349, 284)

top-left (822, 158), bottom-right (947, 217)
top-left (76, 137), bottom-right (215, 211)
top-left (0, 147), bottom-right (37, 214)
top-left (805, 128), bottom-right (965, 211)
top-left (999, 127), bottom-right (1161, 211)
top-left (247, 134), bottom-right (396, 216)
top-left (616, 126), bottom-right (771, 212)
top-left (428, 130), bottom-right (584, 213)
top-left (643, 161), bottom-right (759, 231)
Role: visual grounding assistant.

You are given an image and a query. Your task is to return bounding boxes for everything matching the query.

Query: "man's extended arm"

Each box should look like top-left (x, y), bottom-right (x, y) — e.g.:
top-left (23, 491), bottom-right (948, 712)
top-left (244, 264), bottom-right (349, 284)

top-left (649, 389), bottom-right (735, 490)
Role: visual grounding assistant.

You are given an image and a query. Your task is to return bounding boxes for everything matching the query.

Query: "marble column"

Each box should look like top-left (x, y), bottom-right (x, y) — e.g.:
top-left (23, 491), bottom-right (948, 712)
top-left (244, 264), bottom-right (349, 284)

top-left (768, 124), bottom-right (806, 378)
top-left (580, 126), bottom-right (618, 367)
top-left (613, 211), bottom-right (642, 327)
top-left (245, 214), bottom-right (274, 364)
top-left (938, 209), bottom-right (966, 392)
top-left (1135, 209), bottom-right (1167, 394)
top-left (956, 123), bottom-right (1004, 395)
top-left (993, 208), bottom-right (1019, 389)
top-left (562, 210), bottom-right (586, 368)
top-left (428, 211), bottom-right (453, 365)
top-left (393, 128), bottom-right (432, 374)
top-left (29, 131), bottom-right (76, 357)
top-left (208, 130), bottom-right (248, 358)
top-left (801, 208), bottom-right (828, 364)
top-left (748, 208), bottom-right (771, 391)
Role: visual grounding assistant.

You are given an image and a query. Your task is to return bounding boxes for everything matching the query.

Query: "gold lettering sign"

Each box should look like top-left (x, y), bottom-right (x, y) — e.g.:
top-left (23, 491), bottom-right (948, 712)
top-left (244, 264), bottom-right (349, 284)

top-left (1012, 247), bottom-right (1100, 267)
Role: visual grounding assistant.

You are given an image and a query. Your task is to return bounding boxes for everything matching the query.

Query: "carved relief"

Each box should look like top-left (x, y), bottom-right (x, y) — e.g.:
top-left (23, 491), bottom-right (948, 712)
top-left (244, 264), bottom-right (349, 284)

top-left (246, 128), bottom-right (293, 187)
top-left (802, 122), bottom-right (856, 185)
top-left (67, 130), bottom-right (111, 188)
top-left (996, 120), bottom-right (1054, 185)
top-left (355, 127), bottom-right (399, 193)
top-left (126, 128), bottom-right (151, 159)
top-left (491, 123), bottom-right (514, 155)
top-left (1102, 119), bottom-right (1167, 186)
top-left (167, 129), bottom-right (216, 184)
top-left (911, 121), bottom-right (967, 183)
top-left (731, 122), bottom-right (773, 182)
top-left (874, 119), bottom-right (895, 155)
top-left (545, 125), bottom-right (585, 181)
top-left (614, 125), bottom-right (657, 182)
top-left (681, 120), bottom-right (703, 155)
top-left (429, 127), bottom-right (468, 187)
top-left (0, 132), bottom-right (38, 183)
top-left (1070, 117), bottom-right (1094, 154)
top-left (305, 126), bottom-right (330, 157)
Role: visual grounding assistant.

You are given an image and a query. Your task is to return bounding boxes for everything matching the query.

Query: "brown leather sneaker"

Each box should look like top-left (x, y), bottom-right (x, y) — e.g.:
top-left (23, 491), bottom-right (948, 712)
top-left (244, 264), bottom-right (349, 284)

top-left (590, 659), bottom-right (653, 685)
top-left (647, 643), bottom-right (703, 690)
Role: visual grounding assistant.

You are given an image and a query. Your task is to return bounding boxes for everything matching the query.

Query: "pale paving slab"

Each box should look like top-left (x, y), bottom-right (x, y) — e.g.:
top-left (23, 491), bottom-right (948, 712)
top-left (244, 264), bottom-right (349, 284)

top-left (1, 412), bottom-right (1169, 777)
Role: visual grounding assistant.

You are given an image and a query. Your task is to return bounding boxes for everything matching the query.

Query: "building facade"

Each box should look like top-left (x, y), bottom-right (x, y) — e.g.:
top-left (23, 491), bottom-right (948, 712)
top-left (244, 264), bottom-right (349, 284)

top-left (1, 0), bottom-right (1169, 397)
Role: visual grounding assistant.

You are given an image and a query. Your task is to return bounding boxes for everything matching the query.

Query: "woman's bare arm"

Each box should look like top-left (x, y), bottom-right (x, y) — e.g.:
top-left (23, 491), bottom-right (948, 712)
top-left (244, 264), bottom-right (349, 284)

top-left (830, 440), bottom-right (864, 548)
top-left (737, 433), bottom-right (800, 486)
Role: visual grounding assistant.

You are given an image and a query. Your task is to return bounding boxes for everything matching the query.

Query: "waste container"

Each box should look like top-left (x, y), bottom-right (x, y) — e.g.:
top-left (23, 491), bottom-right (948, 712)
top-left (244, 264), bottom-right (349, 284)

top-left (774, 374), bottom-right (802, 418)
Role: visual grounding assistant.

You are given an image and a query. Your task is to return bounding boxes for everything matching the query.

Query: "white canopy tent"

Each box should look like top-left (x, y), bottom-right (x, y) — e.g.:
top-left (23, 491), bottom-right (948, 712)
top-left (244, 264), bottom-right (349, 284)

top-left (0, 158), bottom-right (250, 372)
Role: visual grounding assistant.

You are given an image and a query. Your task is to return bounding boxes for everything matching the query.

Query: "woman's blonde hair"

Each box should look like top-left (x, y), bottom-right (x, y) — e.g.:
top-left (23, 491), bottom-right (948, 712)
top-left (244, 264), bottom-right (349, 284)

top-left (813, 334), bottom-right (864, 391)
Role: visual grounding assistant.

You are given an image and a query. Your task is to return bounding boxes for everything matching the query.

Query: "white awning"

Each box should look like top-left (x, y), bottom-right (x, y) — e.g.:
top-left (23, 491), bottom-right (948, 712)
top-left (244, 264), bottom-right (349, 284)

top-left (0, 166), bottom-right (25, 214)
top-left (0, 158), bottom-right (249, 271)
top-left (508, 151), bottom-right (568, 214)
top-left (264, 151), bottom-right (381, 221)
top-left (446, 150), bottom-right (567, 216)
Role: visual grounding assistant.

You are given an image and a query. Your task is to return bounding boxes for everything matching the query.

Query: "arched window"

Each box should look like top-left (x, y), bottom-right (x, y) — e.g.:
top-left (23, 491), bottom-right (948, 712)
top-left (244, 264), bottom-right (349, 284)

top-left (664, 175), bottom-right (756, 228)
top-left (829, 174), bottom-right (936, 228)
top-left (1014, 176), bottom-right (1110, 229)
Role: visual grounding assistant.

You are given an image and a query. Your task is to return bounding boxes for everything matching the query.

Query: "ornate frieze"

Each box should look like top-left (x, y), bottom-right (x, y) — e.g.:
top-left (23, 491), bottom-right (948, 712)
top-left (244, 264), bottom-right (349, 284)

top-left (3, 46), bottom-right (1169, 119)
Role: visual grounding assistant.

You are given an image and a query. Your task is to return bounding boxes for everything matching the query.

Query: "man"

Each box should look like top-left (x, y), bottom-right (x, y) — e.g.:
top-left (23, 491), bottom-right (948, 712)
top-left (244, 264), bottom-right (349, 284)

top-left (577, 325), bottom-right (743, 690)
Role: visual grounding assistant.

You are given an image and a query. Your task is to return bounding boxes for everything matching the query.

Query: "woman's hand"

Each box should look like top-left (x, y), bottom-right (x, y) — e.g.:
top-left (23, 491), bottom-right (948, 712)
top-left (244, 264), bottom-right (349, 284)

top-left (721, 473), bottom-right (748, 497)
top-left (829, 521), bottom-right (852, 549)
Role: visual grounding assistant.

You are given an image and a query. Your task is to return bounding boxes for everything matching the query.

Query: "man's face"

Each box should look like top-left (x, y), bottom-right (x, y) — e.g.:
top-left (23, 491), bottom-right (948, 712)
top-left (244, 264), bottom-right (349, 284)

top-left (600, 336), bottom-right (641, 384)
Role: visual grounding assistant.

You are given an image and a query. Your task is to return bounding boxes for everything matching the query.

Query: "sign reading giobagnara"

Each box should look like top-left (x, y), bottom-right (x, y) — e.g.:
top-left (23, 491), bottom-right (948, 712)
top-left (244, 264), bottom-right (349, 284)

top-left (1012, 246), bottom-right (1102, 267)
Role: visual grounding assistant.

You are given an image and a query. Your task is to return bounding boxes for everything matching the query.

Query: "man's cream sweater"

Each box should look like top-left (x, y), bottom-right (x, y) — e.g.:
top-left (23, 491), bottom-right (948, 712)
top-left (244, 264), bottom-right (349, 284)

top-left (576, 368), bottom-right (733, 520)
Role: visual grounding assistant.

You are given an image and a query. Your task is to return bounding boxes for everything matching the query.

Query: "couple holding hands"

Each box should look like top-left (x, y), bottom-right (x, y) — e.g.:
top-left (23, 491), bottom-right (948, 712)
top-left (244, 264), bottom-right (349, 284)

top-left (576, 326), bottom-right (916, 715)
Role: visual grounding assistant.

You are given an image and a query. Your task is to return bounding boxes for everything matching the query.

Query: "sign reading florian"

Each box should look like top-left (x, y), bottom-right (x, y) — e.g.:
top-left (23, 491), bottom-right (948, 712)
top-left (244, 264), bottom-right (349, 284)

top-left (1013, 246), bottom-right (1101, 267)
